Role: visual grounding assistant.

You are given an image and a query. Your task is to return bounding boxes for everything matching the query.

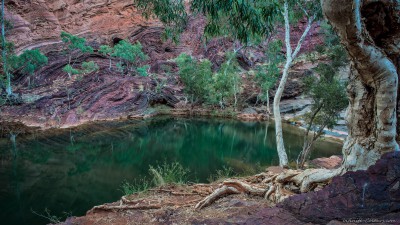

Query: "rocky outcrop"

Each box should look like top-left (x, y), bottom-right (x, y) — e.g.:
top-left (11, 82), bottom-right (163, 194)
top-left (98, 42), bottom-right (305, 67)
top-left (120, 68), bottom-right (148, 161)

top-left (2, 0), bottom-right (326, 129)
top-left (279, 152), bottom-right (400, 224)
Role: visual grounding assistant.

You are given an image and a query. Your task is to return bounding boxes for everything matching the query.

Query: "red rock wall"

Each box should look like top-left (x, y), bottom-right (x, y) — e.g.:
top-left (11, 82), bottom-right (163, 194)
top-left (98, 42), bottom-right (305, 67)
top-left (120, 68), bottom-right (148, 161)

top-left (5, 0), bottom-right (160, 53)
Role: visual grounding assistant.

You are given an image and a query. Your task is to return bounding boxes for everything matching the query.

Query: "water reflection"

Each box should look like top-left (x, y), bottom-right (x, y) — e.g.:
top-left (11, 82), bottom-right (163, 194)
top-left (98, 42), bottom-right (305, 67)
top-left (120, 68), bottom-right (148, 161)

top-left (0, 117), bottom-right (342, 225)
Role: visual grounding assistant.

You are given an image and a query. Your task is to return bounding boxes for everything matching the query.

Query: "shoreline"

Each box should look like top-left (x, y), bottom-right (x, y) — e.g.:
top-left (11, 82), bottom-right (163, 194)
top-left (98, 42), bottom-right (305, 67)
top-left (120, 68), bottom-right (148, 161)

top-left (1, 106), bottom-right (346, 143)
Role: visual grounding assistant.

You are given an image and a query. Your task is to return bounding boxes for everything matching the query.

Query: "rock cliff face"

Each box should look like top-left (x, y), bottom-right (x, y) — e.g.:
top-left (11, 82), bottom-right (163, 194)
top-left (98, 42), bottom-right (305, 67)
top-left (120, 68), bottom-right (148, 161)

top-left (6, 0), bottom-right (159, 53)
top-left (2, 0), bottom-right (324, 128)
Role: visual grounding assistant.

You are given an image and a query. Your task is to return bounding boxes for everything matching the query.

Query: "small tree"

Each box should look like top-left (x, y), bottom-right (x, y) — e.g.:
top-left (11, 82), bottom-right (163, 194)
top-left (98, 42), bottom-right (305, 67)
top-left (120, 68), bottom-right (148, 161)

top-left (112, 40), bottom-right (149, 75)
top-left (9, 49), bottom-right (48, 87)
top-left (137, 65), bottom-right (150, 77)
top-left (176, 53), bottom-right (212, 104)
top-left (61, 32), bottom-right (93, 78)
top-left (1, 0), bottom-right (13, 96)
top-left (210, 51), bottom-right (241, 109)
top-left (99, 45), bottom-right (113, 71)
top-left (296, 23), bottom-right (348, 169)
top-left (81, 61), bottom-right (99, 75)
top-left (62, 65), bottom-right (80, 77)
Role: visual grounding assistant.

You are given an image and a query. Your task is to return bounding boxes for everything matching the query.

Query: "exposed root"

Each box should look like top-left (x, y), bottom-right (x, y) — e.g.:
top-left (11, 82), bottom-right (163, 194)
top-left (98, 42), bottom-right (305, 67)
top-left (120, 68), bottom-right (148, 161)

top-left (195, 186), bottom-right (241, 209)
top-left (88, 200), bottom-right (162, 214)
top-left (196, 167), bottom-right (344, 209)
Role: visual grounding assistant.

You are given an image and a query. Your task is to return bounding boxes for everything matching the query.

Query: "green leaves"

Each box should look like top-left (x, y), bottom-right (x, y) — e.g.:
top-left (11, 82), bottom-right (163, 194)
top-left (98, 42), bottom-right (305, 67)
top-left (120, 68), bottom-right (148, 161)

top-left (62, 64), bottom-right (81, 76)
top-left (11, 49), bottom-right (48, 75)
top-left (61, 31), bottom-right (93, 53)
top-left (81, 61), bottom-right (99, 74)
top-left (134, 0), bottom-right (280, 43)
top-left (137, 65), bottom-right (150, 77)
top-left (176, 52), bottom-right (241, 107)
top-left (134, 0), bottom-right (187, 42)
top-left (210, 51), bottom-right (241, 107)
top-left (112, 40), bottom-right (148, 65)
top-left (99, 45), bottom-right (113, 56)
top-left (176, 53), bottom-right (212, 103)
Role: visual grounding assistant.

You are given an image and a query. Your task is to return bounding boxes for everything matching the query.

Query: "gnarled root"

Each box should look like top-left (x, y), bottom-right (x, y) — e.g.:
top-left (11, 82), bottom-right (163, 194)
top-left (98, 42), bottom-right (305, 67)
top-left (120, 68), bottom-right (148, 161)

top-left (88, 199), bottom-right (162, 214)
top-left (195, 185), bottom-right (241, 209)
top-left (196, 167), bottom-right (345, 209)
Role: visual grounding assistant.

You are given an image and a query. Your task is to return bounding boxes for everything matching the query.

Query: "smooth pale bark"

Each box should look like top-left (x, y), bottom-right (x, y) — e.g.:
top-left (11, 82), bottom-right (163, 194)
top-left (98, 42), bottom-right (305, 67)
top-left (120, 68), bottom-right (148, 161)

top-left (273, 0), bottom-right (315, 167)
top-left (322, 0), bottom-right (400, 171)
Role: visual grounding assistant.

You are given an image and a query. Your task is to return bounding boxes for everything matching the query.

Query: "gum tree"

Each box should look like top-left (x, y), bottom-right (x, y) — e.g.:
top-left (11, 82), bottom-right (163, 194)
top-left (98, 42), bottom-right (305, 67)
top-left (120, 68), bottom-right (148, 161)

top-left (314, 0), bottom-right (400, 175)
top-left (61, 32), bottom-right (93, 79)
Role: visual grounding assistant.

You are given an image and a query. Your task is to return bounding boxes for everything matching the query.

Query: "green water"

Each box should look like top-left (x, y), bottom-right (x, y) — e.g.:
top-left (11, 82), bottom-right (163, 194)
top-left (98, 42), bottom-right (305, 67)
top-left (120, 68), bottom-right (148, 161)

top-left (0, 117), bottom-right (342, 225)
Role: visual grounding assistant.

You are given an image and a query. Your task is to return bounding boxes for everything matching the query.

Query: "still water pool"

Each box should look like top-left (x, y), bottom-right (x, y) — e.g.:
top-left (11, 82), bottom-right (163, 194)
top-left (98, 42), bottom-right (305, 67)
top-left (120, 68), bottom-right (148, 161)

top-left (0, 117), bottom-right (342, 225)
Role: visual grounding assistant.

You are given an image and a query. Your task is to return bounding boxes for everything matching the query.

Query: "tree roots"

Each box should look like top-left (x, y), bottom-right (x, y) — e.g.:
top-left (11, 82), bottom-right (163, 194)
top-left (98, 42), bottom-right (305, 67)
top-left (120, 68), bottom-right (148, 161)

top-left (195, 167), bottom-right (343, 209)
top-left (86, 168), bottom-right (343, 214)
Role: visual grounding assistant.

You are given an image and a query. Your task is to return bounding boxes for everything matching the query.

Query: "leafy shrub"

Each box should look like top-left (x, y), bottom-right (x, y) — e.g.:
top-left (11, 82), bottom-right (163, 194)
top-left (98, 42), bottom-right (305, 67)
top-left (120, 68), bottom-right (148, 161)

top-left (81, 61), bottom-right (99, 74)
top-left (137, 65), bottom-right (150, 77)
top-left (61, 31), bottom-right (93, 54)
top-left (175, 53), bottom-right (213, 103)
top-left (62, 64), bottom-right (81, 78)
top-left (209, 52), bottom-right (241, 109)
top-left (112, 40), bottom-right (149, 73)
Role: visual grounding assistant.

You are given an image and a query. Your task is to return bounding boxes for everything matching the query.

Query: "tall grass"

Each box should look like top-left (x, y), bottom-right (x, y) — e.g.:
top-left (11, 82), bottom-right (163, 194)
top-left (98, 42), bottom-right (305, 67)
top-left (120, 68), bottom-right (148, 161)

top-left (120, 162), bottom-right (190, 196)
top-left (149, 161), bottom-right (189, 186)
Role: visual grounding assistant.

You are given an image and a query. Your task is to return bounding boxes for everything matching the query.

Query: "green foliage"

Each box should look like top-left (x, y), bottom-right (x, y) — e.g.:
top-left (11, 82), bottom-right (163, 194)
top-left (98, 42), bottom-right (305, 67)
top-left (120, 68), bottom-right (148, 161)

top-left (303, 71), bottom-right (347, 130)
top-left (149, 161), bottom-right (189, 186)
top-left (61, 31), bottom-right (93, 53)
top-left (137, 65), bottom-right (150, 77)
top-left (134, 0), bottom-right (187, 42)
top-left (112, 40), bottom-right (148, 72)
top-left (31, 208), bottom-right (71, 224)
top-left (134, 0), bottom-right (279, 43)
top-left (62, 64), bottom-right (81, 76)
top-left (176, 53), bottom-right (213, 103)
top-left (116, 62), bottom-right (125, 73)
top-left (99, 45), bottom-right (113, 56)
top-left (302, 21), bottom-right (348, 136)
top-left (120, 178), bottom-right (150, 195)
top-left (9, 49), bottom-right (48, 75)
top-left (254, 40), bottom-right (284, 102)
top-left (209, 52), bottom-right (241, 108)
top-left (81, 61), bottom-right (99, 74)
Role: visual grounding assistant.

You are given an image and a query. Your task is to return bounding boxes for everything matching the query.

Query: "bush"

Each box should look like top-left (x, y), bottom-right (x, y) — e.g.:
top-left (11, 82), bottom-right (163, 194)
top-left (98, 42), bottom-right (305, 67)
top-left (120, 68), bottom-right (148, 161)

top-left (137, 65), bottom-right (150, 77)
top-left (112, 40), bottom-right (149, 74)
top-left (62, 64), bottom-right (81, 78)
top-left (81, 61), bottom-right (99, 74)
top-left (176, 53), bottom-right (213, 103)
top-left (209, 52), bottom-right (241, 108)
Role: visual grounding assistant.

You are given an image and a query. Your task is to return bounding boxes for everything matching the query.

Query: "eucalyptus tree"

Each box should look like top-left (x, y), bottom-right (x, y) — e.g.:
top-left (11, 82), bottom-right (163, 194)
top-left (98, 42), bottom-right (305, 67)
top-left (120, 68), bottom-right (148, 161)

top-left (311, 0), bottom-right (400, 179)
top-left (272, 0), bottom-right (320, 167)
top-left (61, 32), bottom-right (93, 79)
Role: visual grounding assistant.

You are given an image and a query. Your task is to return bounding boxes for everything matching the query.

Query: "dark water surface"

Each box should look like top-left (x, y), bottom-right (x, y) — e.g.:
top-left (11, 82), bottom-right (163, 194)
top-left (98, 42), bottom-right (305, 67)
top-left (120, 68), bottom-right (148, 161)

top-left (0, 117), bottom-right (342, 225)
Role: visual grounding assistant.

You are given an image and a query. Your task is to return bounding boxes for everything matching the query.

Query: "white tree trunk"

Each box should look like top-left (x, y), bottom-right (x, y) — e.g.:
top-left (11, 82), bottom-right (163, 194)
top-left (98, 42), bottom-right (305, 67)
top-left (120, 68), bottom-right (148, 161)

top-left (273, 0), bottom-right (315, 167)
